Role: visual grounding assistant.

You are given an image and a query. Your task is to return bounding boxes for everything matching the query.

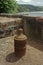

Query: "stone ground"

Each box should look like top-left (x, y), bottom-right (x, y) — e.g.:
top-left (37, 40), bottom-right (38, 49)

top-left (0, 36), bottom-right (43, 65)
top-left (0, 17), bottom-right (21, 23)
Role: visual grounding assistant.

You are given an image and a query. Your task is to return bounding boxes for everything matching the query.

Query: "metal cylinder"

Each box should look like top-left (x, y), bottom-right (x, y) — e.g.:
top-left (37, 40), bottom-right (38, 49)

top-left (14, 28), bottom-right (27, 57)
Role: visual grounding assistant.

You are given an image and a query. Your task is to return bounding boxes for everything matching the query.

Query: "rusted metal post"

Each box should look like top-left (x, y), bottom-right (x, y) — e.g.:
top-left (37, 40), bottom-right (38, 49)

top-left (14, 28), bottom-right (27, 57)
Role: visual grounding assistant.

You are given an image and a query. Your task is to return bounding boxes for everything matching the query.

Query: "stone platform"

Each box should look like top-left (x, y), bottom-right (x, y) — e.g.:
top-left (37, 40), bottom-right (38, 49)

top-left (0, 36), bottom-right (43, 65)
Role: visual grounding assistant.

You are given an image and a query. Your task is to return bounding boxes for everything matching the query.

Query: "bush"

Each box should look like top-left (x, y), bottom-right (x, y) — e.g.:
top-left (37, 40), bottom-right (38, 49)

top-left (0, 0), bottom-right (18, 13)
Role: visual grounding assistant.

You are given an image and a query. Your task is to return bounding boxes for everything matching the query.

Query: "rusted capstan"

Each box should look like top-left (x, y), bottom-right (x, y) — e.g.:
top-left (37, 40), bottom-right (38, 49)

top-left (14, 28), bottom-right (27, 57)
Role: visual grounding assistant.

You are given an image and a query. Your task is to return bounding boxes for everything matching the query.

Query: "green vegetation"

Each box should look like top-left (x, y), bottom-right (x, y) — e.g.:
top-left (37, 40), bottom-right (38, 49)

top-left (0, 0), bottom-right (18, 13)
top-left (0, 0), bottom-right (43, 13)
top-left (18, 4), bottom-right (43, 12)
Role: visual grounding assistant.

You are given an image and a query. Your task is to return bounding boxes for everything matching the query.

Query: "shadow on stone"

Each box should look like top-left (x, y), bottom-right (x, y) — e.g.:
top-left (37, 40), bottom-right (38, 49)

top-left (28, 39), bottom-right (43, 52)
top-left (6, 52), bottom-right (24, 63)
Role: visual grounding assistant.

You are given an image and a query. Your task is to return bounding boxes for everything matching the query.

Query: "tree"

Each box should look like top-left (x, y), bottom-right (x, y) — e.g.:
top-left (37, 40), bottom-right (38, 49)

top-left (0, 0), bottom-right (18, 13)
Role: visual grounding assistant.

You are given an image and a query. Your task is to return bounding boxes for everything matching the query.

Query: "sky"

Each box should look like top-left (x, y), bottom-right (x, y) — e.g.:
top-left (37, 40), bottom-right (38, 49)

top-left (16, 0), bottom-right (43, 6)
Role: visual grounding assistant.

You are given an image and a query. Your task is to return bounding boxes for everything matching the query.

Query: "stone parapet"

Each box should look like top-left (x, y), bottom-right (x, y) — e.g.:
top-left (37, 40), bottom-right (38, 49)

top-left (0, 16), bottom-right (22, 38)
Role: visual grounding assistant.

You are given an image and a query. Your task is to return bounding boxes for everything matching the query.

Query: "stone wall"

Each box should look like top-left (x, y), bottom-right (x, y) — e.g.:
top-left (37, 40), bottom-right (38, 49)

top-left (23, 16), bottom-right (43, 41)
top-left (0, 14), bottom-right (22, 38)
top-left (0, 13), bottom-right (23, 18)
top-left (0, 14), bottom-right (43, 41)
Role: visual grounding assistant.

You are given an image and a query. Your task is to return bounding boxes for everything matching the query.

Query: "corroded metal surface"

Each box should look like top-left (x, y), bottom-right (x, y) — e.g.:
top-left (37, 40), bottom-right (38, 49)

top-left (14, 29), bottom-right (27, 57)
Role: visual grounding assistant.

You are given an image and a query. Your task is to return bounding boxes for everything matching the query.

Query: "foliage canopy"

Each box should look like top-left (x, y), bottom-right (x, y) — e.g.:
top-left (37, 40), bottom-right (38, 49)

top-left (0, 0), bottom-right (18, 13)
